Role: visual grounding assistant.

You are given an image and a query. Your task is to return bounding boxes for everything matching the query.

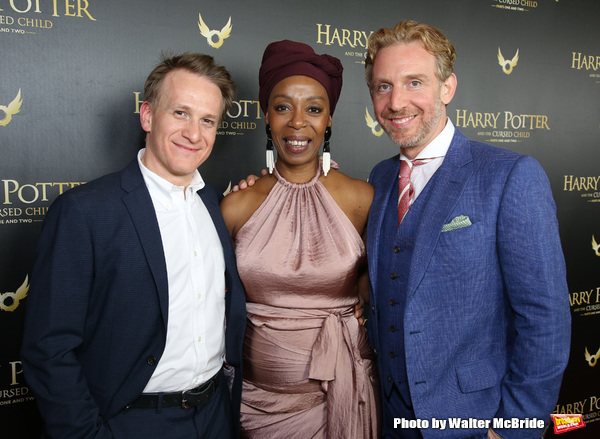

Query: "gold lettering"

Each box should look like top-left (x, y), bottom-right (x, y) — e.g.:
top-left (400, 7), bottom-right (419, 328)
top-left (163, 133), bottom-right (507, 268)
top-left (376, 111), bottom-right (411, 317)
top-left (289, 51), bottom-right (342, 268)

top-left (36, 182), bottom-right (53, 201)
top-left (455, 109), bottom-right (466, 127)
top-left (353, 30), bottom-right (362, 49)
top-left (76, 0), bottom-right (95, 20)
top-left (330, 27), bottom-right (342, 47)
top-left (466, 112), bottom-right (475, 127)
top-left (341, 28), bottom-right (352, 47)
top-left (64, 0), bottom-right (96, 21)
top-left (316, 23), bottom-right (331, 45)
top-left (3, 180), bottom-right (18, 205)
top-left (238, 100), bottom-right (261, 119)
top-left (65, 0), bottom-right (76, 16)
top-left (134, 92), bottom-right (143, 114)
top-left (571, 52), bottom-right (581, 69)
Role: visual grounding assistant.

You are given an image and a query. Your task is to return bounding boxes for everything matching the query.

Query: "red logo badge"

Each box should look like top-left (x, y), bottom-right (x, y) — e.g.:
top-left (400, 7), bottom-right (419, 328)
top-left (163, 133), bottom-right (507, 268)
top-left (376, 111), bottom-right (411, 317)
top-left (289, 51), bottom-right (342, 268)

top-left (550, 414), bottom-right (586, 434)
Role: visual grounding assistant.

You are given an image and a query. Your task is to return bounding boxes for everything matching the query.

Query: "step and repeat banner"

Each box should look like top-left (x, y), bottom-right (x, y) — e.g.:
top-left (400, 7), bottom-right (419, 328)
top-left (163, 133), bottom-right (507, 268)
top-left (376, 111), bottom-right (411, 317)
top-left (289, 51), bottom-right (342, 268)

top-left (1, 0), bottom-right (598, 437)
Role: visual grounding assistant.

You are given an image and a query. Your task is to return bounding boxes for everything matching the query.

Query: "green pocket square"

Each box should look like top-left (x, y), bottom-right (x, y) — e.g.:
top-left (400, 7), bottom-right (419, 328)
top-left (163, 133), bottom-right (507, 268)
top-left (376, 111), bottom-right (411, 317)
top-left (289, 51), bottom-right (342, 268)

top-left (441, 215), bottom-right (472, 232)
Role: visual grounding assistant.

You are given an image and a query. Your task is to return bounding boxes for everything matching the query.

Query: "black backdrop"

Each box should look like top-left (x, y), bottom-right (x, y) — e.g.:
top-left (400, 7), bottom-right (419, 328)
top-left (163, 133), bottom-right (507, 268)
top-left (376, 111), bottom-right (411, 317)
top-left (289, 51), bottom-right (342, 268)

top-left (1, 0), bottom-right (598, 437)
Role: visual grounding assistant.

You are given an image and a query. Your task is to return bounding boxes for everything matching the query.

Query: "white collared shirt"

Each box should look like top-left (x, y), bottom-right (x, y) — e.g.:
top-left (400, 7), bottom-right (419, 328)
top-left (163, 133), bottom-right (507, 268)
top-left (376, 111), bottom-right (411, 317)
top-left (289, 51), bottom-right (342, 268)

top-left (400, 118), bottom-right (455, 202)
top-left (137, 149), bottom-right (226, 392)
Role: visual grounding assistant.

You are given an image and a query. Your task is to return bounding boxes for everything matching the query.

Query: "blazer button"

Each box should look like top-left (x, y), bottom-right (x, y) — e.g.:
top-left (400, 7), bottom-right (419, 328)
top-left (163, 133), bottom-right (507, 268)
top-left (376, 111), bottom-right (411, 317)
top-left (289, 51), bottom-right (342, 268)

top-left (390, 325), bottom-right (396, 333)
top-left (390, 272), bottom-right (397, 280)
top-left (393, 246), bottom-right (400, 253)
top-left (387, 376), bottom-right (392, 383)
top-left (390, 299), bottom-right (397, 306)
top-left (389, 351), bottom-right (397, 359)
top-left (146, 356), bottom-right (157, 366)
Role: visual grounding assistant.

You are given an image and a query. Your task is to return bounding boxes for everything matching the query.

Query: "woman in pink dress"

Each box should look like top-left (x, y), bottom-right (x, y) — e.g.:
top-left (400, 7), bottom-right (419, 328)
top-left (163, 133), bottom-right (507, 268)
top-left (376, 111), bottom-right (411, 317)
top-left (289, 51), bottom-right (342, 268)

top-left (220, 40), bottom-right (379, 438)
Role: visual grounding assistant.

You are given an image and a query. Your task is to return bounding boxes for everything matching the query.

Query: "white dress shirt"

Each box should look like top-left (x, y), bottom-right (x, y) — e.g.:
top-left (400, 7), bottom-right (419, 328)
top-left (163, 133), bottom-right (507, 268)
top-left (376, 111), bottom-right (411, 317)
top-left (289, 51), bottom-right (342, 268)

top-left (137, 149), bottom-right (226, 393)
top-left (400, 118), bottom-right (455, 202)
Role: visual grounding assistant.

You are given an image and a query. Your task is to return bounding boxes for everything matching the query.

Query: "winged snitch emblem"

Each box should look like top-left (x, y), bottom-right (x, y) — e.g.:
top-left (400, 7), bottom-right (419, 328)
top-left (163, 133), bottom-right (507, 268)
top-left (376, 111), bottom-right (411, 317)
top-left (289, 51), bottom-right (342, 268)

top-left (497, 48), bottom-right (519, 75)
top-left (198, 13), bottom-right (232, 49)
top-left (585, 346), bottom-right (600, 367)
top-left (0, 89), bottom-right (22, 126)
top-left (365, 107), bottom-right (384, 137)
top-left (592, 235), bottom-right (600, 256)
top-left (0, 275), bottom-right (29, 312)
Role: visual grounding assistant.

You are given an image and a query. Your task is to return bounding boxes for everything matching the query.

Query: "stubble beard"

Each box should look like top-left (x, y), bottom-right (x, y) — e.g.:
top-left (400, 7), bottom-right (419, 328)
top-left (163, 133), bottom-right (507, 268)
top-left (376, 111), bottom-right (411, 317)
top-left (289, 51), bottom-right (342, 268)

top-left (381, 98), bottom-right (444, 149)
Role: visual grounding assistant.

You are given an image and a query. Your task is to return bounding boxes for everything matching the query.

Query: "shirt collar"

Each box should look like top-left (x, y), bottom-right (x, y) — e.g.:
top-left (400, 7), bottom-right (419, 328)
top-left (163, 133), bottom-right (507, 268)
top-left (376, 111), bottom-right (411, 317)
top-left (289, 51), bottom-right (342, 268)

top-left (401, 117), bottom-right (455, 161)
top-left (137, 148), bottom-right (205, 209)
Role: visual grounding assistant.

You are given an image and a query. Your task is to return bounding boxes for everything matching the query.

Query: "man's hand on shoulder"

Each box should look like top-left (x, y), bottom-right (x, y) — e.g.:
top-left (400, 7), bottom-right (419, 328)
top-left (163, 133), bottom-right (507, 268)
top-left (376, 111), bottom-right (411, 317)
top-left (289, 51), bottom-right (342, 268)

top-left (231, 169), bottom-right (268, 192)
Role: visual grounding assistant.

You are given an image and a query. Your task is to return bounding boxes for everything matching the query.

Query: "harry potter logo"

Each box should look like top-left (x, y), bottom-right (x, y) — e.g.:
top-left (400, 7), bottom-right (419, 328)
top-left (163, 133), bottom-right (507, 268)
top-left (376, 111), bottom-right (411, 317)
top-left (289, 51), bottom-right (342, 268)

top-left (0, 276), bottom-right (29, 312)
top-left (592, 235), bottom-right (600, 257)
top-left (365, 108), bottom-right (383, 137)
top-left (198, 13), bottom-right (232, 49)
top-left (0, 89), bottom-right (22, 127)
top-left (497, 48), bottom-right (519, 75)
top-left (585, 346), bottom-right (600, 367)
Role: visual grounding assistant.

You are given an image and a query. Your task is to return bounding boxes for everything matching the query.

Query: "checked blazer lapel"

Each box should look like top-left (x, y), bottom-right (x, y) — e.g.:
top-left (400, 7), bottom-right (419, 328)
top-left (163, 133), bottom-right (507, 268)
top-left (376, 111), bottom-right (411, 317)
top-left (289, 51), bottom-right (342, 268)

top-left (405, 130), bottom-right (474, 299)
top-left (120, 160), bottom-right (170, 330)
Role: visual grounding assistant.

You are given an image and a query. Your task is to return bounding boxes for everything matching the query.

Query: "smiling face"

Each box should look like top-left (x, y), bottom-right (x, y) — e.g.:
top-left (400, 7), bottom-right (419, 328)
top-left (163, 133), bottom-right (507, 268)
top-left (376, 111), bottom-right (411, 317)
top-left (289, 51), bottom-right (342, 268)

top-left (265, 75), bottom-right (332, 174)
top-left (139, 68), bottom-right (223, 187)
top-left (370, 42), bottom-right (456, 159)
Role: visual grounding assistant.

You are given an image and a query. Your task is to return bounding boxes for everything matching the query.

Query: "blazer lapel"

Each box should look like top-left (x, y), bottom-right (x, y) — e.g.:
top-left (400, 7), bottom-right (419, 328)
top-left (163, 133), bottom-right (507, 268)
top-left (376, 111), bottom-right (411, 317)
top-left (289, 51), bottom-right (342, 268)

top-left (407, 130), bottom-right (474, 298)
top-left (120, 160), bottom-right (169, 329)
top-left (368, 156), bottom-right (401, 301)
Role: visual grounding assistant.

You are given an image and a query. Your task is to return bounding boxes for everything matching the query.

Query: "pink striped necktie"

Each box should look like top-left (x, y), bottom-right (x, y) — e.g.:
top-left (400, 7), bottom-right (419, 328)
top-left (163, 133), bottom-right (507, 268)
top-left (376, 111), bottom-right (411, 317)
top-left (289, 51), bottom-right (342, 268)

top-left (398, 158), bottom-right (434, 226)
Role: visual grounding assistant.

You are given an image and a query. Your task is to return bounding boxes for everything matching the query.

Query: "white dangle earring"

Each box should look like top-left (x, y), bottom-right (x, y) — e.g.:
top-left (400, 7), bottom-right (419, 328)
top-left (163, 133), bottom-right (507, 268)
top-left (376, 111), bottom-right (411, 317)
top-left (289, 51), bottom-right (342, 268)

top-left (265, 124), bottom-right (274, 174)
top-left (322, 127), bottom-right (331, 176)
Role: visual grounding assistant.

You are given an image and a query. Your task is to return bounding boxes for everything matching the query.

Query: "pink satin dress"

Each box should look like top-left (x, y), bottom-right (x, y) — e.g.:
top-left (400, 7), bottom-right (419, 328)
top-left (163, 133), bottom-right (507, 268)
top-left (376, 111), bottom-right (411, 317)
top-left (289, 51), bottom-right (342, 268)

top-left (235, 162), bottom-right (379, 438)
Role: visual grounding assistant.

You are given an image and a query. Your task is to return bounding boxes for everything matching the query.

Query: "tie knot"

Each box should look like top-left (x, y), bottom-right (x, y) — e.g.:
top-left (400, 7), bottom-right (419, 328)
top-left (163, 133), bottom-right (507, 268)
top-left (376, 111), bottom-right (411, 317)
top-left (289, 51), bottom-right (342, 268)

top-left (399, 158), bottom-right (434, 178)
top-left (410, 158), bottom-right (435, 167)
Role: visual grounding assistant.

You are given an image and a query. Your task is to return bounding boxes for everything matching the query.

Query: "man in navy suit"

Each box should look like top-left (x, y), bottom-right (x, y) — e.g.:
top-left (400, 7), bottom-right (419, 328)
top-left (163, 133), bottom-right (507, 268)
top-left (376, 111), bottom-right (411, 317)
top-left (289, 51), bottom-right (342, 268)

top-left (21, 53), bottom-right (246, 439)
top-left (365, 21), bottom-right (571, 438)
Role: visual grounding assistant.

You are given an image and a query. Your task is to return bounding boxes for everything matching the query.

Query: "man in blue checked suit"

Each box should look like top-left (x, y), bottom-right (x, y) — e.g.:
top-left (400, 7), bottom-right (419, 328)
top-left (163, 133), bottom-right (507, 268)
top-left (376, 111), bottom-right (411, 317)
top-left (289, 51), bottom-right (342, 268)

top-left (21, 54), bottom-right (246, 439)
top-left (364, 21), bottom-right (570, 438)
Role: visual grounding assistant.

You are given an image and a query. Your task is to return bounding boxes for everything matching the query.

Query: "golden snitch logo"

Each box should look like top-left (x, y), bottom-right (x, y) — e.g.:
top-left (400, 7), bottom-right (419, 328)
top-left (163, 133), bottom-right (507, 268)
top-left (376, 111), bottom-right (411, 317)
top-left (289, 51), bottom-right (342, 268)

top-left (497, 48), bottom-right (519, 75)
top-left (0, 89), bottom-right (23, 127)
top-left (585, 346), bottom-right (600, 367)
top-left (592, 235), bottom-right (600, 256)
top-left (0, 275), bottom-right (29, 312)
top-left (198, 13), bottom-right (232, 49)
top-left (365, 108), bottom-right (384, 137)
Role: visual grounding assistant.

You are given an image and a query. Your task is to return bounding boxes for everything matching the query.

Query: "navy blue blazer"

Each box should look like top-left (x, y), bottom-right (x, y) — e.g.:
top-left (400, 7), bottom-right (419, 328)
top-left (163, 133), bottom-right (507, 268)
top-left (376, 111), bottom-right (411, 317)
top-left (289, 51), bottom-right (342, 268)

top-left (367, 129), bottom-right (571, 438)
top-left (21, 158), bottom-right (246, 438)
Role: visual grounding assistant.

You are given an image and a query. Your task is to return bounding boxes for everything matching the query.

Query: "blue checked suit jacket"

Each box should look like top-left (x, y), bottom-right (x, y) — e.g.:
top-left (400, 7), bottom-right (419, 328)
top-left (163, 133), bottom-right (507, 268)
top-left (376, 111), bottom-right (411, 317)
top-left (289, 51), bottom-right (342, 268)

top-left (21, 158), bottom-right (246, 439)
top-left (367, 128), bottom-right (571, 439)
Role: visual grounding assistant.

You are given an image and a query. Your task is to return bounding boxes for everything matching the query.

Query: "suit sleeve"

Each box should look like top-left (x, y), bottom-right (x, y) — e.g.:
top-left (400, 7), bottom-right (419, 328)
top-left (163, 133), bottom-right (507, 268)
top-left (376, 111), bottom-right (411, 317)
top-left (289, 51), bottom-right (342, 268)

top-left (493, 156), bottom-right (571, 438)
top-left (20, 193), bottom-right (113, 439)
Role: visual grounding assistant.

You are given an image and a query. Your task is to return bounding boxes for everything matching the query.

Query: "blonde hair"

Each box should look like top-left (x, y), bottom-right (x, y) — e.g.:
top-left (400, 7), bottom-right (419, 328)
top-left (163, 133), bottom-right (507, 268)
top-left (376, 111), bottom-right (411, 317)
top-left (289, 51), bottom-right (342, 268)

top-left (365, 20), bottom-right (456, 89)
top-left (144, 53), bottom-right (237, 119)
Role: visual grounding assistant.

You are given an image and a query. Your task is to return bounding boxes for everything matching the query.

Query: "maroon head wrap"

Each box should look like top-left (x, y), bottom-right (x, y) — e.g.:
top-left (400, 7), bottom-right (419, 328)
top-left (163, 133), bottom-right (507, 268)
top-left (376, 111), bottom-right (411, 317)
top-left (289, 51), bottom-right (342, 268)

top-left (258, 40), bottom-right (343, 115)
